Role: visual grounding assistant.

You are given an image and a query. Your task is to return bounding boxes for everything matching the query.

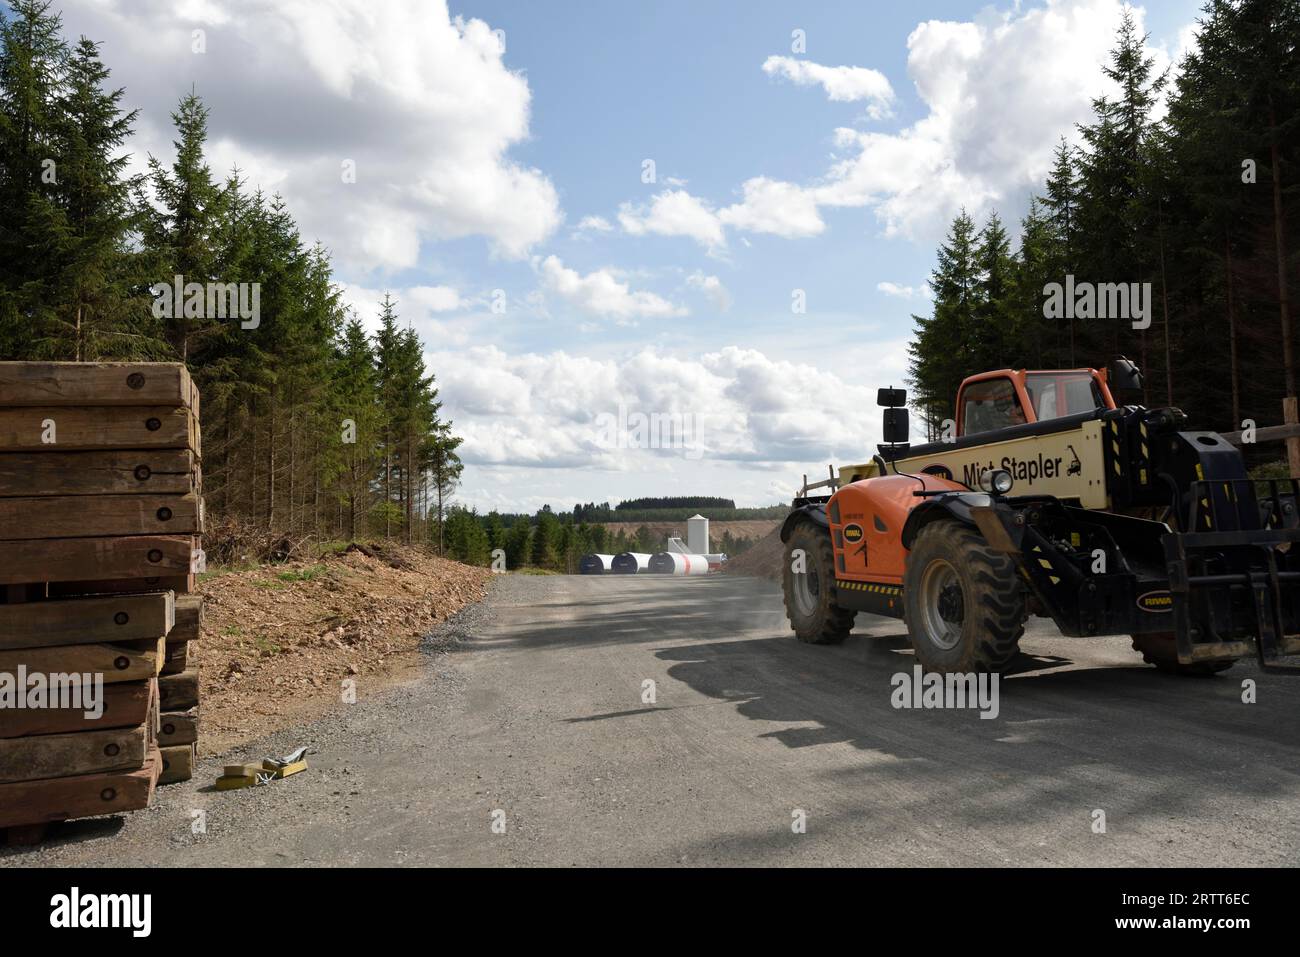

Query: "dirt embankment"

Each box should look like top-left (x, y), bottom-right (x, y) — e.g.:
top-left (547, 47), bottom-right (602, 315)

top-left (720, 526), bottom-right (783, 581)
top-left (198, 543), bottom-right (492, 754)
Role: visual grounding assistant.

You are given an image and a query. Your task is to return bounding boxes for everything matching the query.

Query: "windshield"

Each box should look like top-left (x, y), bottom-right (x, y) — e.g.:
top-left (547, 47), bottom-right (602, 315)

top-left (1024, 373), bottom-right (1103, 421)
top-left (962, 378), bottom-right (1027, 434)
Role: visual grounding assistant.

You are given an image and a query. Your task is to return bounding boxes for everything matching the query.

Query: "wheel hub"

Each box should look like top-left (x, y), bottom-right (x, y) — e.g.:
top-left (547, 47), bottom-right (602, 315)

top-left (790, 551), bottom-right (821, 617)
top-left (918, 559), bottom-right (965, 651)
top-left (937, 583), bottom-right (964, 623)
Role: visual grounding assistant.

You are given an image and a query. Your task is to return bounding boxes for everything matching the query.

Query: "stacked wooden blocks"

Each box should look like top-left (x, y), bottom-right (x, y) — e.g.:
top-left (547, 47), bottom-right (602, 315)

top-left (0, 362), bottom-right (204, 839)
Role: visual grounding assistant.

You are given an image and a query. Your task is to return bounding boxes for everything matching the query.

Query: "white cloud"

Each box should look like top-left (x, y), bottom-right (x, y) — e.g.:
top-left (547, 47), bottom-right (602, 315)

top-left (576, 215), bottom-right (613, 232)
top-left (539, 256), bottom-right (686, 320)
top-left (617, 189), bottom-right (726, 250)
top-left (719, 177), bottom-right (825, 238)
top-left (687, 272), bottom-right (733, 312)
top-left (339, 283), bottom-right (474, 344)
top-left (801, 0), bottom-right (1174, 239)
top-left (407, 285), bottom-right (462, 313)
top-left (604, 0), bottom-right (1175, 250)
top-left (431, 345), bottom-right (889, 473)
top-left (59, 0), bottom-right (561, 274)
top-left (761, 55), bottom-right (895, 117)
top-left (876, 281), bottom-right (929, 299)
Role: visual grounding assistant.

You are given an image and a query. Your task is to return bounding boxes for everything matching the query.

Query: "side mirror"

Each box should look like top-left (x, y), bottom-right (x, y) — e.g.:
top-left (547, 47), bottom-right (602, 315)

top-left (1109, 356), bottom-right (1144, 395)
top-left (877, 387), bottom-right (907, 408)
top-left (883, 407), bottom-right (909, 444)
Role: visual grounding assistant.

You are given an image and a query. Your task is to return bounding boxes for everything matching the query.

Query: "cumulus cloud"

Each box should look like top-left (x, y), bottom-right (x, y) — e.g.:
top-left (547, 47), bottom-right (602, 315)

top-left (576, 215), bottom-right (613, 232)
top-left (604, 0), bottom-right (1176, 250)
top-left (687, 272), bottom-right (733, 312)
top-left (430, 345), bottom-right (887, 472)
top-left (718, 177), bottom-right (825, 238)
top-left (406, 285), bottom-right (462, 312)
top-left (761, 55), bottom-right (895, 116)
top-left (338, 282), bottom-right (484, 350)
top-left (877, 281), bottom-right (929, 299)
top-left (58, 0), bottom-right (561, 273)
top-left (618, 189), bottom-right (727, 251)
top-left (539, 256), bottom-right (686, 320)
top-left (806, 0), bottom-right (1175, 238)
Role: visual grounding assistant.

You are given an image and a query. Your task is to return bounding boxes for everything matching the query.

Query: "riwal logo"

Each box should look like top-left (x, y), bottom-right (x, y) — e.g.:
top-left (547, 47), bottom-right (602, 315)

top-left (1136, 590), bottom-right (1173, 613)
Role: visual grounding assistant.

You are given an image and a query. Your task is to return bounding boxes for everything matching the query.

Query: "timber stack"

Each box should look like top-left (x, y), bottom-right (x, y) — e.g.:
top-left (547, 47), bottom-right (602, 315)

top-left (0, 362), bottom-right (204, 843)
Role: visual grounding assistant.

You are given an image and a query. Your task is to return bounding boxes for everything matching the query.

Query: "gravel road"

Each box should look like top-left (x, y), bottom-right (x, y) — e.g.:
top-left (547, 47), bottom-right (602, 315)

top-left (6, 573), bottom-right (1300, 867)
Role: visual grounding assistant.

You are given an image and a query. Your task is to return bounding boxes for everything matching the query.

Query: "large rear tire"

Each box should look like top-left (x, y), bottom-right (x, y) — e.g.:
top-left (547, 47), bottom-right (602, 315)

top-left (902, 521), bottom-right (1025, 673)
top-left (1130, 633), bottom-right (1235, 676)
top-left (783, 522), bottom-right (856, 644)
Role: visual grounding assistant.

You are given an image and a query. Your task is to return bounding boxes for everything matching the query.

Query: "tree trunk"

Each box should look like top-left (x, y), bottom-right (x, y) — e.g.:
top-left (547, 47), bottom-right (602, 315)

top-left (1270, 98), bottom-right (1295, 398)
top-left (1225, 229), bottom-right (1241, 429)
top-left (267, 393), bottom-right (276, 527)
top-left (1157, 199), bottom-right (1173, 407)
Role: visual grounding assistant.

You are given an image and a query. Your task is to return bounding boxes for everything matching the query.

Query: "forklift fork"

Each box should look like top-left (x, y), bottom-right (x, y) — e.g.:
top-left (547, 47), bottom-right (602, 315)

top-left (1164, 478), bottom-right (1300, 672)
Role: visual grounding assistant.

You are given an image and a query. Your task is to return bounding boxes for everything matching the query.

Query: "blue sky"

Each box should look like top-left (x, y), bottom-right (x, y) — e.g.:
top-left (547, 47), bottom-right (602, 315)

top-left (44, 0), bottom-right (1203, 512)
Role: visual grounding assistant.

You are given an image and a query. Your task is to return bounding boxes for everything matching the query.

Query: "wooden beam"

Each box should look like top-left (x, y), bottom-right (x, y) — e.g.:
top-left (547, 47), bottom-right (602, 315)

top-left (0, 535), bottom-right (195, 585)
top-left (48, 574), bottom-right (195, 598)
top-left (0, 493), bottom-right (201, 541)
top-left (1221, 422), bottom-right (1300, 445)
top-left (0, 749), bottom-right (159, 828)
top-left (170, 594), bottom-right (204, 644)
top-left (159, 668), bottom-right (199, 711)
top-left (0, 449), bottom-right (195, 497)
top-left (0, 678), bottom-right (155, 738)
top-left (0, 362), bottom-right (193, 408)
top-left (162, 640), bottom-right (195, 675)
top-left (158, 707), bottom-right (198, 747)
top-left (0, 406), bottom-right (197, 452)
top-left (0, 592), bottom-right (174, 650)
top-left (158, 743), bottom-right (195, 785)
top-left (0, 637), bottom-right (164, 684)
top-left (0, 727), bottom-right (148, 784)
top-left (1286, 397), bottom-right (1300, 476)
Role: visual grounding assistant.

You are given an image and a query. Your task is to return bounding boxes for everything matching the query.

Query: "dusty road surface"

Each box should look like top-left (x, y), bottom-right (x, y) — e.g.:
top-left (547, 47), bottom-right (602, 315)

top-left (6, 574), bottom-right (1300, 867)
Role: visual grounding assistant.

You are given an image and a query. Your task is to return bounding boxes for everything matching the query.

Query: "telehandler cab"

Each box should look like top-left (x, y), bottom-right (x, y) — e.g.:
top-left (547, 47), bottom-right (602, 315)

top-left (781, 359), bottom-right (1300, 675)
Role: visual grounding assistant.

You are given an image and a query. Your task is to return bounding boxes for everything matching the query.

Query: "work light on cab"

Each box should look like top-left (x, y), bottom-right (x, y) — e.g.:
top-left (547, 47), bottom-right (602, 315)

top-left (979, 468), bottom-right (1014, 495)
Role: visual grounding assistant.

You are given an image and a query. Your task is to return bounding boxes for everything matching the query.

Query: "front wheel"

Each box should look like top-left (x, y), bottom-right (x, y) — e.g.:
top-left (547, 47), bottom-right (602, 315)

top-left (782, 522), bottom-right (856, 644)
top-left (902, 521), bottom-right (1025, 673)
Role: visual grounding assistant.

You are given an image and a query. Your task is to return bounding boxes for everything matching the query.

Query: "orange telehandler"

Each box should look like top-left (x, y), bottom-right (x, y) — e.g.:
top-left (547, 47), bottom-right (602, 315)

top-left (780, 359), bottom-right (1300, 675)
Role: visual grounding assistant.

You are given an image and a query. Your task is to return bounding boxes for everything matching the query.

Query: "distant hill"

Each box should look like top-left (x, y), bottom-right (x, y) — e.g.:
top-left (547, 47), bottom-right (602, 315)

top-left (614, 496), bottom-right (735, 511)
top-left (599, 505), bottom-right (786, 523)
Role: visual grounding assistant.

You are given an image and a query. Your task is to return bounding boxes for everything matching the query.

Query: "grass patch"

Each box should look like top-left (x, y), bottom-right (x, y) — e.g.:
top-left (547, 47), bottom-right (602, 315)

top-left (1249, 459), bottom-right (1293, 480)
top-left (252, 634), bottom-right (282, 655)
top-left (276, 564), bottom-right (328, 583)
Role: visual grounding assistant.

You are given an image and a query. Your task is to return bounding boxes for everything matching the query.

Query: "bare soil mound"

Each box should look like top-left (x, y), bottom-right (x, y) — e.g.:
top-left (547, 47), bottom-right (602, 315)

top-left (199, 544), bottom-right (492, 753)
top-left (719, 525), bottom-right (783, 581)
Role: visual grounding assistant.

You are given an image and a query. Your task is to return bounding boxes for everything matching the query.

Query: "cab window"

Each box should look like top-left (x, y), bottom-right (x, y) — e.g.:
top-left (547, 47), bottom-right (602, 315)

top-left (961, 378), bottom-right (1027, 435)
top-left (1024, 373), bottom-right (1103, 422)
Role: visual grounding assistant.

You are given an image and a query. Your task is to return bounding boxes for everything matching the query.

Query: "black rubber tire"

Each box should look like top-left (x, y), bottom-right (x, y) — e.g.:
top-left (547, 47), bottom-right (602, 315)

top-left (782, 522), bottom-right (856, 644)
top-left (902, 521), bottom-right (1025, 673)
top-left (1130, 632), bottom-right (1235, 676)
